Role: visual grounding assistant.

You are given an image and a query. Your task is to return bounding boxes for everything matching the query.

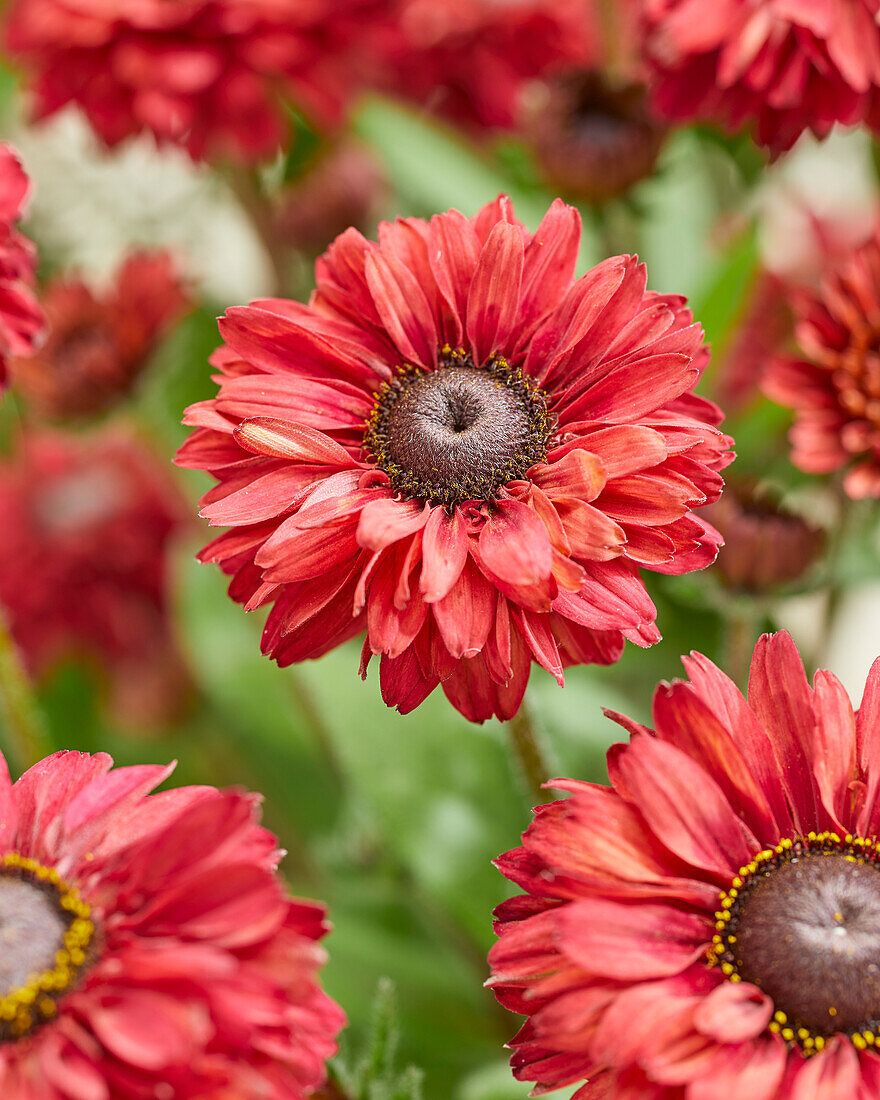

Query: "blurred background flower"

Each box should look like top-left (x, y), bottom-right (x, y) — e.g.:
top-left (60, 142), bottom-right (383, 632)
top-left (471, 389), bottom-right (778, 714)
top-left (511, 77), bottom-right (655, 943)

top-left (0, 429), bottom-right (192, 730)
top-left (11, 250), bottom-right (189, 418)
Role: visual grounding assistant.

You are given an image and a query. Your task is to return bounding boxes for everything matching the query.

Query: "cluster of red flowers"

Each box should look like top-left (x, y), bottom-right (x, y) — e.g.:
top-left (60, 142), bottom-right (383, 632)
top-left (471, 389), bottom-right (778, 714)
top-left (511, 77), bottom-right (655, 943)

top-left (765, 230), bottom-right (880, 499)
top-left (7, 0), bottom-right (880, 163)
top-left (5, 0), bottom-right (880, 1096)
top-left (11, 251), bottom-right (189, 418)
top-left (640, 0), bottom-right (880, 155)
top-left (2, 0), bottom-right (391, 162)
top-left (177, 196), bottom-right (731, 722)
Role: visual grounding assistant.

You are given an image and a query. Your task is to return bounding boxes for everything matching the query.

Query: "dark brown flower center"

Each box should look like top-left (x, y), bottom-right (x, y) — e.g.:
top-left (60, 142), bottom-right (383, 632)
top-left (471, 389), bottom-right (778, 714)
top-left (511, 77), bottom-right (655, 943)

top-left (525, 72), bottom-right (665, 204)
top-left (364, 348), bottom-right (552, 507)
top-left (713, 834), bottom-right (880, 1053)
top-left (0, 854), bottom-right (94, 1041)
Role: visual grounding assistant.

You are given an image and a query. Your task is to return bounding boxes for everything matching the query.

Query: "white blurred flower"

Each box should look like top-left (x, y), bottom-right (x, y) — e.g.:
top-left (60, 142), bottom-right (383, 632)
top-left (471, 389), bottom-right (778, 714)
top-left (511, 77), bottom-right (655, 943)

top-left (11, 108), bottom-right (272, 305)
top-left (756, 128), bottom-right (879, 285)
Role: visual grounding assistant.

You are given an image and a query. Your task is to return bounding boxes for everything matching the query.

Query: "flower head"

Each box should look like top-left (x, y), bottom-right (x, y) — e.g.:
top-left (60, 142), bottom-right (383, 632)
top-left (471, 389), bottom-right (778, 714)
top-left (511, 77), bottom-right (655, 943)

top-left (764, 231), bottom-right (880, 499)
top-left (3, 0), bottom-right (388, 162)
top-left (380, 0), bottom-right (597, 132)
top-left (178, 196), bottom-right (731, 723)
top-left (0, 144), bottom-right (44, 390)
top-left (700, 479), bottom-right (825, 592)
top-left (640, 0), bottom-right (880, 156)
top-left (276, 143), bottom-right (387, 256)
top-left (489, 631), bottom-right (880, 1098)
top-left (523, 71), bottom-right (667, 204)
top-left (12, 251), bottom-right (189, 418)
top-left (0, 428), bottom-right (190, 725)
top-left (0, 748), bottom-right (344, 1095)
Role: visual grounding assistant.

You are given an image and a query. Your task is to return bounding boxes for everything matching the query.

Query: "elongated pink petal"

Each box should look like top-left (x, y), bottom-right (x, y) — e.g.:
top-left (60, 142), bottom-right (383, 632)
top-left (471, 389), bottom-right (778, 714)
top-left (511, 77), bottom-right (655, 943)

top-left (357, 498), bottom-right (430, 552)
top-left (558, 898), bottom-right (708, 979)
top-left (531, 450), bottom-right (606, 501)
top-left (420, 506), bottom-right (468, 602)
top-left (747, 631), bottom-right (822, 833)
top-left (479, 498), bottom-right (553, 587)
top-left (432, 557), bottom-right (494, 659)
top-left (693, 982), bottom-right (773, 1043)
top-left (234, 418), bottom-right (354, 466)
top-left (365, 249), bottom-right (437, 368)
top-left (609, 734), bottom-right (759, 878)
top-left (466, 221), bottom-right (524, 363)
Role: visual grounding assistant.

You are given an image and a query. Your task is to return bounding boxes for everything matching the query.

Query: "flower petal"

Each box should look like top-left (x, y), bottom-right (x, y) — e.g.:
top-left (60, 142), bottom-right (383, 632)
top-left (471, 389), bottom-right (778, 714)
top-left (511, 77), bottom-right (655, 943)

top-left (558, 897), bottom-right (708, 979)
top-left (233, 418), bottom-right (354, 466)
top-left (357, 498), bottom-right (430, 552)
top-left (479, 498), bottom-right (553, 587)
top-left (693, 981), bottom-right (773, 1043)
top-left (365, 249), bottom-right (437, 368)
top-left (609, 734), bottom-right (759, 878)
top-left (420, 506), bottom-right (468, 602)
top-left (466, 221), bottom-right (524, 363)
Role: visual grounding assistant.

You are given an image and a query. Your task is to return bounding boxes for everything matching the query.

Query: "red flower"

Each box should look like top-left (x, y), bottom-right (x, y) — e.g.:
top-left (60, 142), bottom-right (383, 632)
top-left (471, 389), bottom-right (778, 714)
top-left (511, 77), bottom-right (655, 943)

top-left (640, 0), bottom-right (880, 156)
top-left (0, 748), bottom-right (344, 1095)
top-left (0, 429), bottom-right (190, 726)
top-left (381, 0), bottom-right (598, 131)
top-left (763, 231), bottom-right (880, 499)
top-left (0, 144), bottom-right (44, 391)
top-left (177, 196), bottom-right (731, 723)
top-left (12, 250), bottom-right (189, 418)
top-left (3, 0), bottom-right (388, 162)
top-left (489, 631), bottom-right (880, 1099)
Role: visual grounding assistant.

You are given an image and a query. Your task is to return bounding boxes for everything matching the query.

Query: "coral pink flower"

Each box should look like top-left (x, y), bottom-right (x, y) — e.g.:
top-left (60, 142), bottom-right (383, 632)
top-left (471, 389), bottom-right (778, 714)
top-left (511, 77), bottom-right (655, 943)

top-left (764, 231), bottom-right (880, 498)
top-left (3, 0), bottom-right (388, 162)
top-left (0, 429), bottom-right (190, 726)
top-left (0, 748), bottom-right (344, 1095)
top-left (640, 0), bottom-right (880, 156)
top-left (381, 0), bottom-right (598, 131)
top-left (0, 144), bottom-right (44, 391)
top-left (177, 196), bottom-right (731, 722)
top-left (12, 250), bottom-right (189, 418)
top-left (489, 631), bottom-right (880, 1098)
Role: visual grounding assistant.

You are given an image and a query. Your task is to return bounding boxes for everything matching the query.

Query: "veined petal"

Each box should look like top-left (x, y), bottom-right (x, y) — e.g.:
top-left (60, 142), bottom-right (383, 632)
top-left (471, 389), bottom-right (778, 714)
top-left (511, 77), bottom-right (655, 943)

top-left (466, 221), bottom-right (524, 363)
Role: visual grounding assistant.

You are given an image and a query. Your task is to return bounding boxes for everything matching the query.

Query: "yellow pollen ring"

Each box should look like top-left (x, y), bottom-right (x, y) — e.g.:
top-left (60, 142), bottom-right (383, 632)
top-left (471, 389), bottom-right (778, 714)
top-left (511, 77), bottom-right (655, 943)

top-left (0, 853), bottom-right (94, 1039)
top-left (708, 831), bottom-right (880, 1057)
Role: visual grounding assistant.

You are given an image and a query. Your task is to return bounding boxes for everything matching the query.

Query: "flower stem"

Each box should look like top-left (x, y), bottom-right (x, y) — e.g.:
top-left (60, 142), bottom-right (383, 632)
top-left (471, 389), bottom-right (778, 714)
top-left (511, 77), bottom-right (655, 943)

top-left (505, 700), bottom-right (552, 805)
top-left (0, 613), bottom-right (51, 774)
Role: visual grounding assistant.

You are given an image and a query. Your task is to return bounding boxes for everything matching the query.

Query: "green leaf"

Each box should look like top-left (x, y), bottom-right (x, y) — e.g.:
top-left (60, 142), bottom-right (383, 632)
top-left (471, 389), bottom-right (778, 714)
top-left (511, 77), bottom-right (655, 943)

top-left (354, 96), bottom-right (555, 229)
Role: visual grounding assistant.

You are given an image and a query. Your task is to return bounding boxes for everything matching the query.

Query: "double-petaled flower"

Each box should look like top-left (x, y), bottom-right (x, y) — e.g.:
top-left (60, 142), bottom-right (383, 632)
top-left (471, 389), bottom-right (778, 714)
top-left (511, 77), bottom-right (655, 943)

top-left (178, 196), bottom-right (732, 722)
top-left (490, 632), bottom-right (880, 1099)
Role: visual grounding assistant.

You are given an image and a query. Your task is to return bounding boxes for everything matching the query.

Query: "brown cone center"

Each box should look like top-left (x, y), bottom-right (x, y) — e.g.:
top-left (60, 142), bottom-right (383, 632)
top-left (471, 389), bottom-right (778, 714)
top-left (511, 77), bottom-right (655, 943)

top-left (365, 353), bottom-right (551, 507)
top-left (735, 853), bottom-right (880, 1035)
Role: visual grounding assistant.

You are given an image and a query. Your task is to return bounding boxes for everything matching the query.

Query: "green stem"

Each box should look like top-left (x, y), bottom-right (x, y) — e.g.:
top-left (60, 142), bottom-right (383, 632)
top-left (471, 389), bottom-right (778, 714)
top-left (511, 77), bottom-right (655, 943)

top-left (0, 614), bottom-right (51, 774)
top-left (505, 700), bottom-right (552, 805)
